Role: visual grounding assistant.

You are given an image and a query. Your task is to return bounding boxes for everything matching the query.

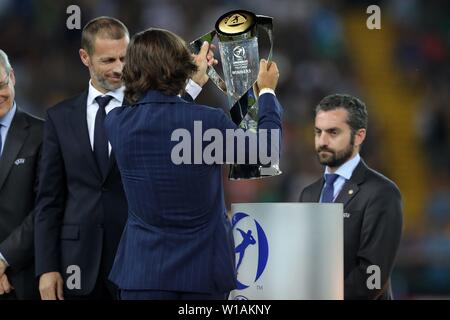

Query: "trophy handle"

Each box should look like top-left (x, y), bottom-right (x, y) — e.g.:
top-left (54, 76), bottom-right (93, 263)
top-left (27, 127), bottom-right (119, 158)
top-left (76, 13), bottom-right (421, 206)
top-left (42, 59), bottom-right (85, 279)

top-left (189, 30), bottom-right (228, 94)
top-left (227, 15), bottom-right (274, 125)
top-left (228, 15), bottom-right (281, 181)
top-left (256, 15), bottom-right (274, 62)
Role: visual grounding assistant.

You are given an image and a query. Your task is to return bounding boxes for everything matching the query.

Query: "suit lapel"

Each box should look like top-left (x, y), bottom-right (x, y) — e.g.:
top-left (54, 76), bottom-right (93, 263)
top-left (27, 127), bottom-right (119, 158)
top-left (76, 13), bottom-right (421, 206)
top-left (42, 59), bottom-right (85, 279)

top-left (334, 180), bottom-right (360, 208)
top-left (334, 160), bottom-right (367, 208)
top-left (68, 92), bottom-right (102, 181)
top-left (304, 178), bottom-right (324, 202)
top-left (0, 110), bottom-right (29, 191)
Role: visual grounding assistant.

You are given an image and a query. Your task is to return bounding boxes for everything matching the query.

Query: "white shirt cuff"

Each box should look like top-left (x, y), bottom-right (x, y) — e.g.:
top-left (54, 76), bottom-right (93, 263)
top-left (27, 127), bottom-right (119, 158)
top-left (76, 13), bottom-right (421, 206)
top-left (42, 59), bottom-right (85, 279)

top-left (259, 88), bottom-right (276, 97)
top-left (0, 252), bottom-right (9, 267)
top-left (185, 79), bottom-right (203, 100)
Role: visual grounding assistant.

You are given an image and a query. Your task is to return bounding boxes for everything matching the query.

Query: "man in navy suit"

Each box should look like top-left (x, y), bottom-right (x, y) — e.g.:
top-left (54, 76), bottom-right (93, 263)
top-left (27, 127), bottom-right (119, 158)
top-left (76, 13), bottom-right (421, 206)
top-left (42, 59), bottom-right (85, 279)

top-left (34, 18), bottom-right (213, 300)
top-left (34, 16), bottom-right (130, 301)
top-left (105, 28), bottom-right (283, 300)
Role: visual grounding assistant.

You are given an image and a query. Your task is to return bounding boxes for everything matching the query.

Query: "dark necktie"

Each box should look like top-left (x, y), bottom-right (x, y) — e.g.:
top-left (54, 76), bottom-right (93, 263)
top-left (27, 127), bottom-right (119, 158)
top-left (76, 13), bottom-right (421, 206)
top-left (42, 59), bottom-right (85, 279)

top-left (321, 173), bottom-right (339, 203)
top-left (94, 95), bottom-right (113, 178)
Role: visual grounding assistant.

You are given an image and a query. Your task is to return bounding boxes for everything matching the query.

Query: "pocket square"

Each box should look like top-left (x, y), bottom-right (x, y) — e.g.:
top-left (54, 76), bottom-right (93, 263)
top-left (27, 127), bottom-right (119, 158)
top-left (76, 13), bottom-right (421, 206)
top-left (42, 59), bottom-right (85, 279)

top-left (14, 158), bottom-right (26, 165)
top-left (343, 212), bottom-right (351, 218)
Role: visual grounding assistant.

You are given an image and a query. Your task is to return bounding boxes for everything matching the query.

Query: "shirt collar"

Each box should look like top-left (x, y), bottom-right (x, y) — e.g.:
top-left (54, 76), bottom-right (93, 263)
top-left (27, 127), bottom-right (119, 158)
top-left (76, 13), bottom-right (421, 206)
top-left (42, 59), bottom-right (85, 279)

top-left (324, 153), bottom-right (361, 180)
top-left (0, 102), bottom-right (17, 129)
top-left (87, 80), bottom-right (124, 106)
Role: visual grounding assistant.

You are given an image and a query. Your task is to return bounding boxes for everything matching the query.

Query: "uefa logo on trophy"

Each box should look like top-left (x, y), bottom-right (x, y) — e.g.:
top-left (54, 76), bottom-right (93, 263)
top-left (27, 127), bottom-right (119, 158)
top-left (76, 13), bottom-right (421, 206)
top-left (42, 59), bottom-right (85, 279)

top-left (190, 10), bottom-right (281, 180)
top-left (233, 46), bottom-right (246, 61)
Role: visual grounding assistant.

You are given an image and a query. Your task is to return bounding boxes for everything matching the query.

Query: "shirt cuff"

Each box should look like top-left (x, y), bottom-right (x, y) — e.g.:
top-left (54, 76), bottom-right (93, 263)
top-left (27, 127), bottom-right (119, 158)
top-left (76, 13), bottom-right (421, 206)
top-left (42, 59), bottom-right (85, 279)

top-left (185, 79), bottom-right (203, 100)
top-left (0, 252), bottom-right (9, 267)
top-left (259, 88), bottom-right (276, 97)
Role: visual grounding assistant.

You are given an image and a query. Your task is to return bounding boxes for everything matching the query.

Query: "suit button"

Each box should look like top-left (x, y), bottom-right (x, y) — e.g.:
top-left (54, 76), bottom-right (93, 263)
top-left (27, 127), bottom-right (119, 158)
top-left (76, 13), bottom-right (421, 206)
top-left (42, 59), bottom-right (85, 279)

top-left (102, 187), bottom-right (109, 192)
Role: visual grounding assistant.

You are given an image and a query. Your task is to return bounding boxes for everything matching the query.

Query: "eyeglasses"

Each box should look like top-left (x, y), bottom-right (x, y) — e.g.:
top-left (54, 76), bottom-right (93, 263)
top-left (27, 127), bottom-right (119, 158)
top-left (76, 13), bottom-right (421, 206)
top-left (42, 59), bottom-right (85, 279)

top-left (0, 72), bottom-right (10, 90)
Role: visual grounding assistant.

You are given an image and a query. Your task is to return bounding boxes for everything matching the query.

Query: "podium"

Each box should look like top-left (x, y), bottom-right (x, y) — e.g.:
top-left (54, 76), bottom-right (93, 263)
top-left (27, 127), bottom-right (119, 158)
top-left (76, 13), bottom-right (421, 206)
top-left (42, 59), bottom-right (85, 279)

top-left (229, 203), bottom-right (343, 300)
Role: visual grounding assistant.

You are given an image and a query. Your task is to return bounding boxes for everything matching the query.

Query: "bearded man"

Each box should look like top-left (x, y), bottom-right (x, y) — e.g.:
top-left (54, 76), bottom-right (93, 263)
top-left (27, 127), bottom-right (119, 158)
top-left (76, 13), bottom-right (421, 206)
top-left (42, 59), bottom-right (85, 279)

top-left (299, 94), bottom-right (403, 300)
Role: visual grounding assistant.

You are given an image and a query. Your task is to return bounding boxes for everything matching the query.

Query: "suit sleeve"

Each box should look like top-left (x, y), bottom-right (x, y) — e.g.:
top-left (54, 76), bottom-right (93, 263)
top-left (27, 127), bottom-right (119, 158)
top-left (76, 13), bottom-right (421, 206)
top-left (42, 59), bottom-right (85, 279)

top-left (216, 92), bottom-right (283, 164)
top-left (34, 111), bottom-right (67, 277)
top-left (344, 183), bottom-right (403, 299)
top-left (0, 145), bottom-right (42, 271)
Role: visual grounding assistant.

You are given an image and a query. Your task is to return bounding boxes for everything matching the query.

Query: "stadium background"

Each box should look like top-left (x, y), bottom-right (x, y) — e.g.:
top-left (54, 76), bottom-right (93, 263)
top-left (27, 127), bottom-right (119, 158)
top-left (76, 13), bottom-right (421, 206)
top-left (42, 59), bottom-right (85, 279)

top-left (0, 0), bottom-right (449, 298)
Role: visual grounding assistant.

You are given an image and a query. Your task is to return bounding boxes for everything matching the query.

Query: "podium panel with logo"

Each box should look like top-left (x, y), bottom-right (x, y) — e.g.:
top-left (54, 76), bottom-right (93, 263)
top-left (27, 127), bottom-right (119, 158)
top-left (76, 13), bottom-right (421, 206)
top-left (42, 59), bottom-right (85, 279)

top-left (229, 203), bottom-right (343, 300)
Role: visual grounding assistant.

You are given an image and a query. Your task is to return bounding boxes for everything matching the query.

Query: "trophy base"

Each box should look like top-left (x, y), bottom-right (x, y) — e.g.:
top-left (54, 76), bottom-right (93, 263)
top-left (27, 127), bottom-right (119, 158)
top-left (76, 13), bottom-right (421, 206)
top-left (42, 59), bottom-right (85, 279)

top-left (228, 164), bottom-right (282, 180)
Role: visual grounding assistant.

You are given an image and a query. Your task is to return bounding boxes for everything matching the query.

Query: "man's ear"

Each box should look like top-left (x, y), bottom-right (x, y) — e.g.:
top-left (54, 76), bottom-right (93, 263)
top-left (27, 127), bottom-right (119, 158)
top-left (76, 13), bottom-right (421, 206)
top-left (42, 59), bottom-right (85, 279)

top-left (355, 128), bottom-right (366, 148)
top-left (79, 49), bottom-right (90, 67)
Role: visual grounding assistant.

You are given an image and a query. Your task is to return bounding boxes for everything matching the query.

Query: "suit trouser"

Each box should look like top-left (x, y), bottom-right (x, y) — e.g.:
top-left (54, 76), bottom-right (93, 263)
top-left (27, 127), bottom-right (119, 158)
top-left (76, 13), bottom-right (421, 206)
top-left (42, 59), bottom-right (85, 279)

top-left (66, 249), bottom-right (119, 300)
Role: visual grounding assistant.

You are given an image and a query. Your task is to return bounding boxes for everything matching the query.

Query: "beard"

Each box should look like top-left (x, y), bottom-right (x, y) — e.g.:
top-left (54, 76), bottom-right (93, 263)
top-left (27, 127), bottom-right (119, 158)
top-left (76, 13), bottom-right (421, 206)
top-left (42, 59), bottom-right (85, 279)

top-left (316, 135), bottom-right (355, 169)
top-left (93, 72), bottom-right (122, 92)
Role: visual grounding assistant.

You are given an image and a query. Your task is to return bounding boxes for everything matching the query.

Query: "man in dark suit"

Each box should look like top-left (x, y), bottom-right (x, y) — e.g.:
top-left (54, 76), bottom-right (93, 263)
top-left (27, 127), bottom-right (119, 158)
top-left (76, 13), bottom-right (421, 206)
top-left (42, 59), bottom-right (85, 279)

top-left (35, 18), bottom-right (217, 300)
top-left (0, 49), bottom-right (43, 300)
top-left (299, 94), bottom-right (403, 299)
top-left (105, 28), bottom-right (282, 300)
top-left (34, 16), bottom-right (131, 300)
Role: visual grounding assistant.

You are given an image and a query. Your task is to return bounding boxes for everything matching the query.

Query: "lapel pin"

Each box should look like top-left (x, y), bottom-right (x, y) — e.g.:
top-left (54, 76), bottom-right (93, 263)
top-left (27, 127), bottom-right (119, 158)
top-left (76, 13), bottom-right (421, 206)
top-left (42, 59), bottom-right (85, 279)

top-left (14, 158), bottom-right (26, 166)
top-left (348, 189), bottom-right (354, 195)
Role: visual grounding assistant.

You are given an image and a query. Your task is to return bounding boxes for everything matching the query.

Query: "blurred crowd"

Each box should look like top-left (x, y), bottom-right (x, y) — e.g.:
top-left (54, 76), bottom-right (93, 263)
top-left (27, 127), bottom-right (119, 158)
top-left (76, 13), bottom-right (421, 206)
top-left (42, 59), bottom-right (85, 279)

top-left (0, 0), bottom-right (448, 298)
top-left (388, 0), bottom-right (450, 298)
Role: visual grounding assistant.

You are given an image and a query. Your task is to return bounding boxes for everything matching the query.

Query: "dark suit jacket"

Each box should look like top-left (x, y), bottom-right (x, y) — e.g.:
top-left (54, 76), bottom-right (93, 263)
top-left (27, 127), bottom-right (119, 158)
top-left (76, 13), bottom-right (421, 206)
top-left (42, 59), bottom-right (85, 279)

top-left (0, 108), bottom-right (43, 299)
top-left (34, 92), bottom-right (128, 296)
top-left (299, 159), bottom-right (403, 299)
top-left (105, 90), bottom-right (283, 294)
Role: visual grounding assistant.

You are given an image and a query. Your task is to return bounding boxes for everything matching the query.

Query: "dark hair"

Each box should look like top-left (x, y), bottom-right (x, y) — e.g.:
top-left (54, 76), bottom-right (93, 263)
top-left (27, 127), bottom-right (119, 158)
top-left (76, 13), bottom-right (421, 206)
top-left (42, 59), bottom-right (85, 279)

top-left (123, 28), bottom-right (198, 103)
top-left (81, 16), bottom-right (129, 55)
top-left (315, 94), bottom-right (368, 133)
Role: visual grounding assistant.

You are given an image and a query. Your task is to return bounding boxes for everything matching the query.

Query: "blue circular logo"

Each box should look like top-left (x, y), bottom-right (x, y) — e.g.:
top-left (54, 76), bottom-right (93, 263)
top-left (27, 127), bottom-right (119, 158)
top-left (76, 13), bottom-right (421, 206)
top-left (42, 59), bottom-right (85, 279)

top-left (231, 212), bottom-right (269, 290)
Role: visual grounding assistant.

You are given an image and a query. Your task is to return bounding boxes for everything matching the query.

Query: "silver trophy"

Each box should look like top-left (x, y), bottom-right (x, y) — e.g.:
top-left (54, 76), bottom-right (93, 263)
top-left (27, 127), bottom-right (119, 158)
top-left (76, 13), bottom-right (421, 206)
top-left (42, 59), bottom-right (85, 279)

top-left (190, 10), bottom-right (281, 180)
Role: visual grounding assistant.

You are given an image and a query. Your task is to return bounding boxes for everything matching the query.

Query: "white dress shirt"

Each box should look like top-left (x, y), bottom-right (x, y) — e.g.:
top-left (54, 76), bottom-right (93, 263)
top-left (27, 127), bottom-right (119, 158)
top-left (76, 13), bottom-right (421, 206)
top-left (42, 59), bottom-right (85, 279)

top-left (184, 79), bottom-right (202, 100)
top-left (86, 81), bottom-right (125, 155)
top-left (320, 153), bottom-right (361, 202)
top-left (259, 88), bottom-right (276, 97)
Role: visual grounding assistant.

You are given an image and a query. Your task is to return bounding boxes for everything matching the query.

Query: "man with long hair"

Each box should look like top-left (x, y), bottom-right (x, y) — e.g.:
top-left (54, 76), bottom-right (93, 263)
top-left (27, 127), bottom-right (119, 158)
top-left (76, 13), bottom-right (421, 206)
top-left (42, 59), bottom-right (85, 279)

top-left (105, 28), bottom-right (283, 300)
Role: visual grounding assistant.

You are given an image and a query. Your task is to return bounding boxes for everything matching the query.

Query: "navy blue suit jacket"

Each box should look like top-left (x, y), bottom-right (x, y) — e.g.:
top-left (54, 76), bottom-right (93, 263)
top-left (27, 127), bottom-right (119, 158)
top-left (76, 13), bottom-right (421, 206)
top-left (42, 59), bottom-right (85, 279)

top-left (34, 92), bottom-right (128, 296)
top-left (105, 90), bottom-right (283, 293)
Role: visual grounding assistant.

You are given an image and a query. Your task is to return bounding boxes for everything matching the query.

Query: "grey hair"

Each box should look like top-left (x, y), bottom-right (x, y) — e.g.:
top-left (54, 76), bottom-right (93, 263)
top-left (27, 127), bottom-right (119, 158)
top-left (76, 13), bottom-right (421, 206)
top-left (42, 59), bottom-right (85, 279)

top-left (0, 49), bottom-right (12, 74)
